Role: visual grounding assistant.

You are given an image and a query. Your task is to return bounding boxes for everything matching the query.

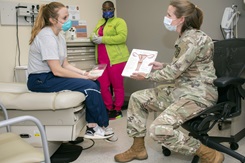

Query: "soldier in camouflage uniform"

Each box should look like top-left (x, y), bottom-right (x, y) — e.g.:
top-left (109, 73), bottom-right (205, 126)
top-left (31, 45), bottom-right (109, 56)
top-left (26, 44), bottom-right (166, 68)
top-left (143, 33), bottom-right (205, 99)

top-left (115, 0), bottom-right (224, 163)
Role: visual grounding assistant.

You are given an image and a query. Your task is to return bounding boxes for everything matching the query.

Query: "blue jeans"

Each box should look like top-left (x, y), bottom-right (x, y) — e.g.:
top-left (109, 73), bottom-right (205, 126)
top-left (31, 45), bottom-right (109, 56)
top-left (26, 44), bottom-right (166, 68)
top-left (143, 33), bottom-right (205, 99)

top-left (27, 72), bottom-right (109, 127)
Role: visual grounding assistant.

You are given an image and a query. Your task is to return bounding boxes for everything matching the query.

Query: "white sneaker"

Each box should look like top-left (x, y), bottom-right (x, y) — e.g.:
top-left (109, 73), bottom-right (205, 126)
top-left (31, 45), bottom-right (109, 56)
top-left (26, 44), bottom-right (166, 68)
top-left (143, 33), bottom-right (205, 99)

top-left (105, 134), bottom-right (118, 142)
top-left (104, 127), bottom-right (114, 136)
top-left (84, 125), bottom-right (114, 139)
top-left (104, 127), bottom-right (118, 142)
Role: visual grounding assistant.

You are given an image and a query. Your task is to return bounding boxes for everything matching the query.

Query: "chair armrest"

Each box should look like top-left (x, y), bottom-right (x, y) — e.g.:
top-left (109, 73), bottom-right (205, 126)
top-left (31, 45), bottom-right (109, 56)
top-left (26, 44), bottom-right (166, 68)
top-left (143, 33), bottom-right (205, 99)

top-left (0, 102), bottom-right (50, 163)
top-left (183, 101), bottom-right (236, 133)
top-left (0, 116), bottom-right (51, 163)
top-left (0, 101), bottom-right (10, 132)
top-left (214, 77), bottom-right (245, 87)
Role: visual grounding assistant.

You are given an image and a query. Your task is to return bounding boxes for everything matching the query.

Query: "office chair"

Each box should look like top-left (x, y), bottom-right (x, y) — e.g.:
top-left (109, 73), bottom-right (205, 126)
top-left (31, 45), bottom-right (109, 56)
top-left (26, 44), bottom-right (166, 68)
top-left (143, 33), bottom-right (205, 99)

top-left (0, 101), bottom-right (51, 163)
top-left (162, 38), bottom-right (245, 163)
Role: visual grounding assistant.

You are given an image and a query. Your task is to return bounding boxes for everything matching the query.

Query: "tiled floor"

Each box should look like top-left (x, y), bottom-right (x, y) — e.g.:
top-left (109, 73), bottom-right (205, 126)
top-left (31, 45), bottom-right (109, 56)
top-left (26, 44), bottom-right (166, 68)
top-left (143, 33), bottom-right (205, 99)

top-left (72, 110), bottom-right (245, 163)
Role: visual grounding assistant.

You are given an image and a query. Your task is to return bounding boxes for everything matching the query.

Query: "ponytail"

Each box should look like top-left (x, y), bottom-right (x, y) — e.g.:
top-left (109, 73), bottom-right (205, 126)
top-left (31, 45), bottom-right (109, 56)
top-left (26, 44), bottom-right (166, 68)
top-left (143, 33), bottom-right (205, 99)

top-left (29, 5), bottom-right (46, 44)
top-left (170, 0), bottom-right (203, 33)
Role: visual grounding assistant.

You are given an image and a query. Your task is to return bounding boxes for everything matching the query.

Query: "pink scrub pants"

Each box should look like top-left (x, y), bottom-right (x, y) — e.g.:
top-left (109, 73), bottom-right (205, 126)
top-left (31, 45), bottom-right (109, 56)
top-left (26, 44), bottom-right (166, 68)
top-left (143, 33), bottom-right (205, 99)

top-left (98, 62), bottom-right (126, 111)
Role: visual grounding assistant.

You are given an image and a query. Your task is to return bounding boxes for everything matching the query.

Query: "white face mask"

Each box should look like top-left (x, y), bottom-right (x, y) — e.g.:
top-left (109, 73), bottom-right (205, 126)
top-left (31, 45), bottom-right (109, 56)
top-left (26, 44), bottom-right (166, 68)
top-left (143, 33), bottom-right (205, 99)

top-left (163, 16), bottom-right (177, 31)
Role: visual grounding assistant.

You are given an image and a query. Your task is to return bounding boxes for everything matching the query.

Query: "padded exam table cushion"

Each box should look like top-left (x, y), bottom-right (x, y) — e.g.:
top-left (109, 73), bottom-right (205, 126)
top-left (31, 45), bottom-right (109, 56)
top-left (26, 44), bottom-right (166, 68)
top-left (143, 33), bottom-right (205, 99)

top-left (0, 82), bottom-right (85, 110)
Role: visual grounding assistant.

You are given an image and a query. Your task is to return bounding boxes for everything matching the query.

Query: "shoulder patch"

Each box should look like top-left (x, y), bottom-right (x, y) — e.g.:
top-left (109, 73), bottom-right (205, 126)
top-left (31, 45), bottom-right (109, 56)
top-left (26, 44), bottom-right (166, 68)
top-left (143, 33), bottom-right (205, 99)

top-left (174, 45), bottom-right (181, 58)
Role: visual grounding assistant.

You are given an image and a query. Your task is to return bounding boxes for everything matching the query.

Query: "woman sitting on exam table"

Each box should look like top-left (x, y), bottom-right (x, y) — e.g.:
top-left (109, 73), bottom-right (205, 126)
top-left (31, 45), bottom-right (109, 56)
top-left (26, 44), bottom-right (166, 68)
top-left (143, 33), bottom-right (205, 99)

top-left (27, 2), bottom-right (117, 141)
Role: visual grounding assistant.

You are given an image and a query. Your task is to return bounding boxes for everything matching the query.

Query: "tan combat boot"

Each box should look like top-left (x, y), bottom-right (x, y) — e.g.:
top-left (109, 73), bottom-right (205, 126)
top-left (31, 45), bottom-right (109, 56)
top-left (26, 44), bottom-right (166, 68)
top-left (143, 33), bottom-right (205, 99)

top-left (114, 137), bottom-right (148, 162)
top-left (195, 144), bottom-right (224, 163)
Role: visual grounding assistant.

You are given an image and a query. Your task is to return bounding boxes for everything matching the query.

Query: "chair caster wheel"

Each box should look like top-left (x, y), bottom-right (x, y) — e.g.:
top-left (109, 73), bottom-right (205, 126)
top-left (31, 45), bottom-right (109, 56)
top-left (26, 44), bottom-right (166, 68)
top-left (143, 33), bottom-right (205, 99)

top-left (162, 146), bottom-right (171, 156)
top-left (230, 142), bottom-right (239, 150)
top-left (218, 123), bottom-right (222, 130)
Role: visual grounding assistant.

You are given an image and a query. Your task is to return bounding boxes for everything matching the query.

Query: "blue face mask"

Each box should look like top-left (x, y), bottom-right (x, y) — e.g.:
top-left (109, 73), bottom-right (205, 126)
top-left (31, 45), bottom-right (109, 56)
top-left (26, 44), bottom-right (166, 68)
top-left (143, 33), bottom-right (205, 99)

top-left (103, 11), bottom-right (114, 19)
top-left (163, 16), bottom-right (177, 31)
top-left (62, 20), bottom-right (72, 32)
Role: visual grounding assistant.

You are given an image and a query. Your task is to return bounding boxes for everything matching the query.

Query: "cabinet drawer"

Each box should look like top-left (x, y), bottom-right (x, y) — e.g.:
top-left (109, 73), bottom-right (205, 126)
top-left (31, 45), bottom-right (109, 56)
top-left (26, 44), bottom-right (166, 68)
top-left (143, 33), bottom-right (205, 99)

top-left (66, 41), bottom-right (96, 70)
top-left (69, 60), bottom-right (96, 70)
top-left (67, 47), bottom-right (95, 54)
top-left (67, 55), bottom-right (95, 61)
top-left (67, 52), bottom-right (95, 55)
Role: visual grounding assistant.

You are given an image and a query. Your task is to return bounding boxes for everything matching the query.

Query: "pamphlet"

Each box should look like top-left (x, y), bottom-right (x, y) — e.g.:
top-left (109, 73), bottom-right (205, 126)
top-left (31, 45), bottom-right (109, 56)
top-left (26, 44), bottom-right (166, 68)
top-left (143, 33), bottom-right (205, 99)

top-left (122, 49), bottom-right (158, 77)
top-left (88, 64), bottom-right (107, 77)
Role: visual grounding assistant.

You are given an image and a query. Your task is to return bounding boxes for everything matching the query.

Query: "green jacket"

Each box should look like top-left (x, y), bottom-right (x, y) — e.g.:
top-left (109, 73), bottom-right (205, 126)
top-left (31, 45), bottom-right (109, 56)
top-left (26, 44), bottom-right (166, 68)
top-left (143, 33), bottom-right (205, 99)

top-left (91, 17), bottom-right (129, 65)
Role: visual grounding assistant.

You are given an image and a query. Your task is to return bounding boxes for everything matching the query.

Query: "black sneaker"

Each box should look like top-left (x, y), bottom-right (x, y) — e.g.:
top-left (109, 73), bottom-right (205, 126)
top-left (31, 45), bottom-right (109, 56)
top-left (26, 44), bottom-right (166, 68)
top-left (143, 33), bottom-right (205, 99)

top-left (107, 110), bottom-right (116, 119)
top-left (109, 110), bottom-right (123, 120)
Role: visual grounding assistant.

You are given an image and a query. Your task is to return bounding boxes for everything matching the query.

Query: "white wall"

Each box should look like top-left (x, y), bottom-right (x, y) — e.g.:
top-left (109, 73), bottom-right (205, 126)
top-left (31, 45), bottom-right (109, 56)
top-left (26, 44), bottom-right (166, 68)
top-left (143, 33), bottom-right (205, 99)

top-left (0, 0), bottom-right (116, 82)
top-left (116, 0), bottom-right (245, 98)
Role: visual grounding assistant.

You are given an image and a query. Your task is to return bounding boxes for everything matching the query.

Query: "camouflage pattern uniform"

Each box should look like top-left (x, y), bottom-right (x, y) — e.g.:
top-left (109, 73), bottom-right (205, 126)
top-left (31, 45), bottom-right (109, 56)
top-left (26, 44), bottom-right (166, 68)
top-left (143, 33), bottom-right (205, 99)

top-left (127, 29), bottom-right (218, 156)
